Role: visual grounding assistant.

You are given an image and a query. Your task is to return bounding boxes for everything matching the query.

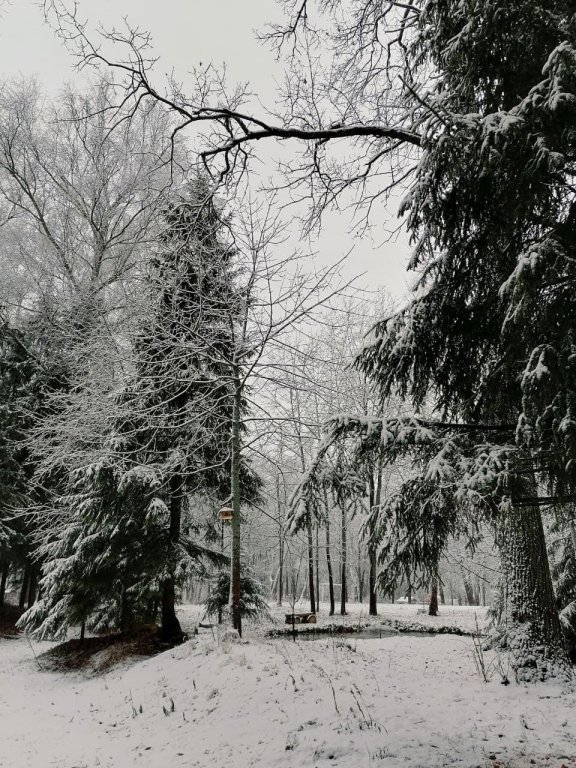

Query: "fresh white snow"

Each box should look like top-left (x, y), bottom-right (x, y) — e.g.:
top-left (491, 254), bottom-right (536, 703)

top-left (1, 602), bottom-right (575, 768)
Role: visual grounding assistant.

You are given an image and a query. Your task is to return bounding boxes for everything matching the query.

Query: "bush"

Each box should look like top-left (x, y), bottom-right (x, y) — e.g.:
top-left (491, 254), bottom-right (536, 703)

top-left (203, 570), bottom-right (271, 622)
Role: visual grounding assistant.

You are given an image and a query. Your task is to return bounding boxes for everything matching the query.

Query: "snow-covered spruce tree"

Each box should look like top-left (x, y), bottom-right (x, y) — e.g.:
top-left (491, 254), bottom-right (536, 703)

top-left (129, 177), bottom-right (260, 641)
top-left (356, 1), bottom-right (576, 678)
top-left (21, 179), bottom-right (258, 642)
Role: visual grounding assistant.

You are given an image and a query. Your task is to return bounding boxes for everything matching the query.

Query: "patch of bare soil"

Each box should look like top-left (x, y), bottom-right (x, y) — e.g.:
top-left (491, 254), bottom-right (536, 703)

top-left (39, 628), bottom-right (171, 673)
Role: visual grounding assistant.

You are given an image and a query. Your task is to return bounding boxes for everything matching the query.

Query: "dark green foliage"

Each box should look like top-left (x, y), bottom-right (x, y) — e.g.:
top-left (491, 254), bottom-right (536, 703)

top-left (360, 0), bottom-right (576, 498)
top-left (0, 314), bottom-right (67, 588)
top-left (22, 178), bottom-right (259, 638)
top-left (203, 569), bottom-right (271, 622)
top-left (22, 456), bottom-right (224, 638)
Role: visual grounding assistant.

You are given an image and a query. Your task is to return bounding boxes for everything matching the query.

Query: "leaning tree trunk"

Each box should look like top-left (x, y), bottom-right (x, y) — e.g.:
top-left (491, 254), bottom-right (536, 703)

top-left (161, 474), bottom-right (184, 643)
top-left (495, 501), bottom-right (570, 680)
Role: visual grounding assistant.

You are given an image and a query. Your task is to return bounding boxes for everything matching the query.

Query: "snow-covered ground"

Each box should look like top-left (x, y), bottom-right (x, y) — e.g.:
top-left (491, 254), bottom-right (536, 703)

top-left (1, 602), bottom-right (575, 768)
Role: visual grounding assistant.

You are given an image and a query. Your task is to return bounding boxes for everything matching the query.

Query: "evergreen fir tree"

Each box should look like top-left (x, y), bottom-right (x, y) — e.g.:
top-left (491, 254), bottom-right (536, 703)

top-left (355, 0), bottom-right (576, 678)
top-left (22, 179), bottom-right (259, 642)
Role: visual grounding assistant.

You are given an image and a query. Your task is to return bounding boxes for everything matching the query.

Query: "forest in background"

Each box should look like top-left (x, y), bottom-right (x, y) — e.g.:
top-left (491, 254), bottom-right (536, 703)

top-left (0, 0), bottom-right (575, 685)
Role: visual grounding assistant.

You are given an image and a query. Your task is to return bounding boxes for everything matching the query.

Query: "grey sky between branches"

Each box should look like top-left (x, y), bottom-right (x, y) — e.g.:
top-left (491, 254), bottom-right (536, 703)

top-left (0, 0), bottom-right (411, 299)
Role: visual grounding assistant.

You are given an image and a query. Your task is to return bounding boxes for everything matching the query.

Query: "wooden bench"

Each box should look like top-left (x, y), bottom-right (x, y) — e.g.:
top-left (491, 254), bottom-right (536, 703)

top-left (285, 613), bottom-right (317, 625)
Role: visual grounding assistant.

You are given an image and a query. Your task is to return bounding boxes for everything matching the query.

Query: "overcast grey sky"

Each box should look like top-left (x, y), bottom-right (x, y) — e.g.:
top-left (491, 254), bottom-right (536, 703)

top-left (0, 0), bottom-right (411, 299)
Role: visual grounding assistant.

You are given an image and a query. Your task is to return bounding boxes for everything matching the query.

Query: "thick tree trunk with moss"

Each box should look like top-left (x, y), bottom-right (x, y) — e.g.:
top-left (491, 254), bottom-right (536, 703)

top-left (495, 503), bottom-right (569, 680)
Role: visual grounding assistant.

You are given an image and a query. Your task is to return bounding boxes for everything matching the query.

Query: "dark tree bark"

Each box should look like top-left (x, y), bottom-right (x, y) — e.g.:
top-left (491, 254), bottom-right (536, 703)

top-left (19, 568), bottom-right (30, 610)
top-left (230, 378), bottom-right (242, 637)
top-left (495, 501), bottom-right (569, 679)
top-left (160, 474), bottom-right (184, 643)
top-left (429, 574), bottom-right (439, 616)
top-left (340, 501), bottom-right (348, 615)
top-left (307, 518), bottom-right (316, 614)
top-left (0, 561), bottom-right (9, 610)
top-left (27, 568), bottom-right (38, 608)
top-left (324, 493), bottom-right (335, 616)
top-left (357, 566), bottom-right (364, 604)
top-left (439, 580), bottom-right (446, 605)
top-left (368, 467), bottom-right (382, 616)
top-left (315, 523), bottom-right (320, 612)
top-left (276, 476), bottom-right (284, 606)
top-left (368, 549), bottom-right (378, 615)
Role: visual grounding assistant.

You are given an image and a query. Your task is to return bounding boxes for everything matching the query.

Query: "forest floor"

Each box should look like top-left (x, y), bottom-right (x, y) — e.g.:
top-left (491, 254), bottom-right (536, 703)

top-left (1, 602), bottom-right (575, 768)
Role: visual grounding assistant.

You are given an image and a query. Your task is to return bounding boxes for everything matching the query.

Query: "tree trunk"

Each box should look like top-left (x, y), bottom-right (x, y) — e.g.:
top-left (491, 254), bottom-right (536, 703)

top-left (307, 518), bottom-right (316, 614)
top-left (368, 548), bottom-right (378, 615)
top-left (438, 580), bottom-right (445, 605)
top-left (160, 474), bottom-right (184, 643)
top-left (277, 537), bottom-right (284, 606)
top-left (368, 467), bottom-right (382, 616)
top-left (0, 561), bottom-right (9, 610)
top-left (19, 568), bottom-right (30, 610)
top-left (461, 569), bottom-right (475, 606)
top-left (495, 501), bottom-right (569, 680)
top-left (315, 523), bottom-right (320, 612)
top-left (325, 497), bottom-right (335, 616)
top-left (27, 568), bottom-right (38, 608)
top-left (276, 476), bottom-right (284, 607)
top-left (340, 501), bottom-right (347, 615)
top-left (230, 377), bottom-right (242, 637)
top-left (429, 573), bottom-right (439, 616)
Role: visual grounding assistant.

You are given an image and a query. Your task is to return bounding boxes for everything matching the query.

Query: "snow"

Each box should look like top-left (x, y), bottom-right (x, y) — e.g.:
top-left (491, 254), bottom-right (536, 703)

top-left (1, 602), bottom-right (575, 768)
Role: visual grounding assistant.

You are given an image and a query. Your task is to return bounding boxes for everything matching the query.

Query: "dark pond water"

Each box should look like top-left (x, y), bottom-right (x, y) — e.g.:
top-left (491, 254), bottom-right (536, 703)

top-left (273, 627), bottom-right (430, 641)
top-left (297, 628), bottom-right (399, 641)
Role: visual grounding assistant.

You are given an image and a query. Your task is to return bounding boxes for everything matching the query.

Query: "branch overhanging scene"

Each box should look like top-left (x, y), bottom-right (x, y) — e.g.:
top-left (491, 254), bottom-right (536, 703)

top-left (0, 1), bottom-right (576, 766)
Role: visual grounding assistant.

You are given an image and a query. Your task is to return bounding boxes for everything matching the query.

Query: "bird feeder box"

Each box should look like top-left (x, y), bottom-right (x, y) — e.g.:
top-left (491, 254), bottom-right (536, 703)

top-left (219, 506), bottom-right (233, 522)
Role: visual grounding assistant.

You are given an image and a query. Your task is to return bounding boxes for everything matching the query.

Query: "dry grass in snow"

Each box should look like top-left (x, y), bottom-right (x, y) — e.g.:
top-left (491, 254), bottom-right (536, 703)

top-left (0, 602), bottom-right (575, 768)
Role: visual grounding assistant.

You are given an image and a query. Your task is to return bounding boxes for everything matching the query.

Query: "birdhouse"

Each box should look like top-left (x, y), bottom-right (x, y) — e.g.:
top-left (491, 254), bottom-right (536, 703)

top-left (218, 506), bottom-right (233, 522)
